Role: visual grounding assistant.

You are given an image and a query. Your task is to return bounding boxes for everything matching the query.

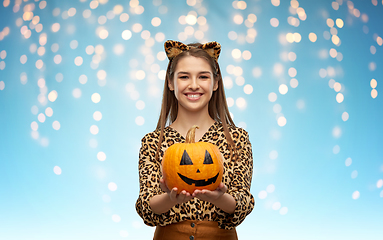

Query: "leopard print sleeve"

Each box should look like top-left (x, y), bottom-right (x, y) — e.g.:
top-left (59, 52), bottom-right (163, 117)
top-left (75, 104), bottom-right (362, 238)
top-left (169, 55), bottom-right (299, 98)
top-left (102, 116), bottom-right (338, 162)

top-left (135, 132), bottom-right (173, 226)
top-left (216, 127), bottom-right (255, 229)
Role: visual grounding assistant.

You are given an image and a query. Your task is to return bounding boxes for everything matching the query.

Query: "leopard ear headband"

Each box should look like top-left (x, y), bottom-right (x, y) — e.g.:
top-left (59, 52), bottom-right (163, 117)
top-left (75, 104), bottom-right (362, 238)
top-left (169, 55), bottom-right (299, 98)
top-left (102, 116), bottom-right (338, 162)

top-left (164, 40), bottom-right (221, 62)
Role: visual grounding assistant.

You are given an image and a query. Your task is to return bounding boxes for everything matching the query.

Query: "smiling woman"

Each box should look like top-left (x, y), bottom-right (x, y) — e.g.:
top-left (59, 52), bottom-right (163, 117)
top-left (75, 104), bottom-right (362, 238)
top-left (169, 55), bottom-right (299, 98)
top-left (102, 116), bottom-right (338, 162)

top-left (135, 40), bottom-right (254, 240)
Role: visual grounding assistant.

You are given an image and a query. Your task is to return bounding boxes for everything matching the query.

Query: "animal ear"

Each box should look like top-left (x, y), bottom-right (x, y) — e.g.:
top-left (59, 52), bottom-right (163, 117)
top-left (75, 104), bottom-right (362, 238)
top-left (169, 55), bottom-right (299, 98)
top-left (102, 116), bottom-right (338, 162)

top-left (180, 150), bottom-right (193, 165)
top-left (203, 150), bottom-right (213, 164)
top-left (199, 41), bottom-right (221, 61)
top-left (164, 40), bottom-right (190, 60)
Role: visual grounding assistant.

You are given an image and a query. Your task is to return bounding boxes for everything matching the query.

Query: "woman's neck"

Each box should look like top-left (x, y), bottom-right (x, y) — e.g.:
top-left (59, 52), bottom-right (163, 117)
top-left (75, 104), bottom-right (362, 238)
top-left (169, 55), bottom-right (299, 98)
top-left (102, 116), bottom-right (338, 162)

top-left (170, 108), bottom-right (216, 141)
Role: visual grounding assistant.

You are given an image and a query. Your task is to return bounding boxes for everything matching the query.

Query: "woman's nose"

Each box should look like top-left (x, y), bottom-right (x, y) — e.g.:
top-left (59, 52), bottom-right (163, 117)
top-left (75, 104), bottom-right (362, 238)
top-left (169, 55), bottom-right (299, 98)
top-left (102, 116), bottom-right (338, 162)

top-left (188, 78), bottom-right (199, 90)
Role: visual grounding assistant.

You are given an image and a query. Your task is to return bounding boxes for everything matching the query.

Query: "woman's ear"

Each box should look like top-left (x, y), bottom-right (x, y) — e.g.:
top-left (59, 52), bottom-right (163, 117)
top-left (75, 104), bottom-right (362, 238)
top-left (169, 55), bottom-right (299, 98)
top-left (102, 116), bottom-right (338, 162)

top-left (168, 80), bottom-right (174, 91)
top-left (213, 79), bottom-right (219, 91)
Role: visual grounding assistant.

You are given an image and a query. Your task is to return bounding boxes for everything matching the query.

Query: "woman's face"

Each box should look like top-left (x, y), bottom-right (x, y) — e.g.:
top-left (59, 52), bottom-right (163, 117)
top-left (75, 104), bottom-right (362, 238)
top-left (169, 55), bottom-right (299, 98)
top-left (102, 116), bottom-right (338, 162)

top-left (169, 55), bottom-right (218, 114)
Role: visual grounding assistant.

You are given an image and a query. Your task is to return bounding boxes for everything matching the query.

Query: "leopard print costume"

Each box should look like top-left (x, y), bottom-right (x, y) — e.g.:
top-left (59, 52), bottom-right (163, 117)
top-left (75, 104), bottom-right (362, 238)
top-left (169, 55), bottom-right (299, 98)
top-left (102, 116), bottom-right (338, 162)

top-left (135, 121), bottom-right (254, 230)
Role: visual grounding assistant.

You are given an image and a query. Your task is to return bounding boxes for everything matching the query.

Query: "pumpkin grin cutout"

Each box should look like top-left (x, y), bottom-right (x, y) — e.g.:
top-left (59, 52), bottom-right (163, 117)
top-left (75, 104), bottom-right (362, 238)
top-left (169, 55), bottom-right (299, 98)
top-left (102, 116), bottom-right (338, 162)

top-left (162, 125), bottom-right (224, 194)
top-left (177, 149), bottom-right (220, 187)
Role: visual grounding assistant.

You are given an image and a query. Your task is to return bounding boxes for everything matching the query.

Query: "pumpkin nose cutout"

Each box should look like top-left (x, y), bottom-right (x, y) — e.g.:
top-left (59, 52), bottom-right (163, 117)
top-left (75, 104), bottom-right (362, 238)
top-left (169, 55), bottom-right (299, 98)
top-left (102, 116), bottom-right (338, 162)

top-left (196, 169), bottom-right (200, 173)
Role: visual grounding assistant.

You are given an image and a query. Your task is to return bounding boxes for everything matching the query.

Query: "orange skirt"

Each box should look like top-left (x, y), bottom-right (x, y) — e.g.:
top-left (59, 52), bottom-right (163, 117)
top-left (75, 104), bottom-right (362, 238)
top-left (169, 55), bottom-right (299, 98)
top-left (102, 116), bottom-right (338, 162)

top-left (153, 220), bottom-right (237, 240)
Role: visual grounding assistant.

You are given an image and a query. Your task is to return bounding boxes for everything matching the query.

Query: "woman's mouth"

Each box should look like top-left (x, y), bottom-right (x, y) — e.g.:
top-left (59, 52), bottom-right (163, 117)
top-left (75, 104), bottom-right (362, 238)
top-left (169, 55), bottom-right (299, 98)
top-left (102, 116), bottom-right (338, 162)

top-left (185, 93), bottom-right (202, 100)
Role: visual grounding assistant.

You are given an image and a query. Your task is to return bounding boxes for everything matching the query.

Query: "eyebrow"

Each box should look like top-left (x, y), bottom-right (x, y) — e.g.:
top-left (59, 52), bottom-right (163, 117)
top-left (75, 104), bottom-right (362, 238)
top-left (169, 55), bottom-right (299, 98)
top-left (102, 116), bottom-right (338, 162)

top-left (177, 71), bottom-right (212, 75)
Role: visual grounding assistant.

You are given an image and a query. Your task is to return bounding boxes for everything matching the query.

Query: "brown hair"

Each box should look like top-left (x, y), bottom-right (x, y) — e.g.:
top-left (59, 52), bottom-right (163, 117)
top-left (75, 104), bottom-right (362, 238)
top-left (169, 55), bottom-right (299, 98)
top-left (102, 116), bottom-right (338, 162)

top-left (155, 42), bottom-right (237, 161)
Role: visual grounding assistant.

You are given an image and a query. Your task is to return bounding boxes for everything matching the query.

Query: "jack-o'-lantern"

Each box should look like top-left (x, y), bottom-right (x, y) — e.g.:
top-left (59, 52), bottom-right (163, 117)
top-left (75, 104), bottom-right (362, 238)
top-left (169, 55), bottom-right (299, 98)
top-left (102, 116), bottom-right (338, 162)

top-left (162, 125), bottom-right (224, 194)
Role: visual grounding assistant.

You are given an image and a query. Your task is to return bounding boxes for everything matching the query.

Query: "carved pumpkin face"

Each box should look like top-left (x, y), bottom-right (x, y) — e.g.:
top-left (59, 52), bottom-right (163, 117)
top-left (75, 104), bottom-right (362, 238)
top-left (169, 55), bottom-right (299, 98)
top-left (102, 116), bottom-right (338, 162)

top-left (162, 125), bottom-right (224, 194)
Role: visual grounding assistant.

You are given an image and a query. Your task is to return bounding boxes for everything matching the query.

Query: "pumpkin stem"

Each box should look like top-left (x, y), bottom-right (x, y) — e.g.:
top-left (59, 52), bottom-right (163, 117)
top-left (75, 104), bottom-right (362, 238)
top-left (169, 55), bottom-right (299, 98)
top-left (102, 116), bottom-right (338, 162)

top-left (185, 125), bottom-right (199, 143)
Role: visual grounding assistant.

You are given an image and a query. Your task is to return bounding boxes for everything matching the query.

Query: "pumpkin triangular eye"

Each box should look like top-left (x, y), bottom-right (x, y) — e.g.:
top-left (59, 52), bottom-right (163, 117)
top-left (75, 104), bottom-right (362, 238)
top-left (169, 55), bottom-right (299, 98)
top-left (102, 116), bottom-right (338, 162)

top-left (180, 150), bottom-right (193, 165)
top-left (203, 150), bottom-right (213, 164)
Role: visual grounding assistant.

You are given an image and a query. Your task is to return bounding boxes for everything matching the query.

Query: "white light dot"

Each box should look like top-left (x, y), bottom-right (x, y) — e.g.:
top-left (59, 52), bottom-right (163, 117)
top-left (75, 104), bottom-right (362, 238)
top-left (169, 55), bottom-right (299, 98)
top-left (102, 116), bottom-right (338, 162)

top-left (52, 121), bottom-right (61, 130)
top-left (98, 29), bottom-right (109, 39)
top-left (31, 121), bottom-right (38, 131)
top-left (185, 14), bottom-right (197, 25)
top-left (20, 55), bottom-right (27, 64)
top-left (112, 214), bottom-right (121, 223)
top-left (242, 50), bottom-right (251, 60)
top-left (319, 68), bottom-right (327, 78)
top-left (97, 70), bottom-right (107, 80)
top-left (273, 104), bottom-right (282, 113)
top-left (157, 52), bottom-right (166, 61)
top-left (90, 125), bottom-right (99, 135)
top-left (266, 184), bottom-right (275, 193)
top-left (38, 113), bottom-right (46, 123)
top-left (54, 55), bottom-right (62, 64)
top-left (352, 191), bottom-right (360, 200)
top-left (351, 170), bottom-right (358, 179)
top-left (268, 92), bottom-right (277, 102)
top-left (377, 179), bottom-right (383, 188)
top-left (53, 166), bottom-right (62, 175)
top-left (122, 30), bottom-right (132, 40)
top-left (279, 84), bottom-right (288, 95)
top-left (271, 0), bottom-right (280, 7)
top-left (228, 31), bottom-right (238, 40)
top-left (332, 126), bottom-right (341, 138)
top-left (56, 73), bottom-right (63, 82)
top-left (70, 40), bottom-right (78, 49)
top-left (93, 111), bottom-right (102, 121)
top-left (0, 81), bottom-right (5, 90)
top-left (232, 49), bottom-right (241, 59)
top-left (272, 202), bottom-right (281, 210)
top-left (226, 97), bottom-right (234, 107)
top-left (279, 207), bottom-right (288, 215)
top-left (31, 106), bottom-right (38, 115)
top-left (135, 116), bottom-right (145, 126)
top-left (270, 18), bottom-right (279, 27)
top-left (91, 93), bottom-right (101, 103)
top-left (136, 100), bottom-right (145, 110)
top-left (236, 97), bottom-right (247, 109)
top-left (85, 45), bottom-right (94, 55)
top-left (288, 68), bottom-right (297, 77)
top-left (97, 152), bottom-right (106, 161)
top-left (136, 70), bottom-right (146, 80)
top-left (290, 78), bottom-right (298, 88)
top-left (333, 145), bottom-right (340, 154)
top-left (258, 190), bottom-right (267, 199)
top-left (108, 182), bottom-right (117, 191)
top-left (244, 84), bottom-right (253, 94)
top-left (371, 89), bottom-right (378, 99)
top-left (74, 56), bottom-right (83, 66)
top-left (79, 74), bottom-right (88, 84)
top-left (132, 23), bottom-right (143, 33)
top-left (336, 93), bottom-right (344, 103)
top-left (71, 88), bottom-right (81, 98)
top-left (277, 116), bottom-right (286, 127)
top-left (235, 76), bottom-right (245, 86)
top-left (269, 150), bottom-right (278, 160)
top-left (345, 157), bottom-right (352, 167)
top-left (370, 79), bottom-right (377, 88)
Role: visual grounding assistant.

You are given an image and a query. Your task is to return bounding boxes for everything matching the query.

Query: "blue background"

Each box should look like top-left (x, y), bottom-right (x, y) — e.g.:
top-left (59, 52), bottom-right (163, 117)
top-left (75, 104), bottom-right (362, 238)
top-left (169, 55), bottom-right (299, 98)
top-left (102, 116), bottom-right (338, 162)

top-left (0, 0), bottom-right (382, 239)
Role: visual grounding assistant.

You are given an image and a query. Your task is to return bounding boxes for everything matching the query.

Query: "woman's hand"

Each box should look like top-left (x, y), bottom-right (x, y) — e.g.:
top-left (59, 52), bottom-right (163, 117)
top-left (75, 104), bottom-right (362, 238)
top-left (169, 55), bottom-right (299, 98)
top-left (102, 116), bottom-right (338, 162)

top-left (192, 182), bottom-right (228, 203)
top-left (159, 178), bottom-right (193, 204)
top-left (192, 183), bottom-right (236, 214)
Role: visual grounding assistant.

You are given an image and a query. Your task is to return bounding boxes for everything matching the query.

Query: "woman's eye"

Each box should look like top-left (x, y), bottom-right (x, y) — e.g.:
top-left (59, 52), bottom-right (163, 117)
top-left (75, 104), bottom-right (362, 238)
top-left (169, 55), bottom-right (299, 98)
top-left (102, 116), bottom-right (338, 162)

top-left (179, 76), bottom-right (188, 79)
top-left (200, 75), bottom-right (209, 79)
